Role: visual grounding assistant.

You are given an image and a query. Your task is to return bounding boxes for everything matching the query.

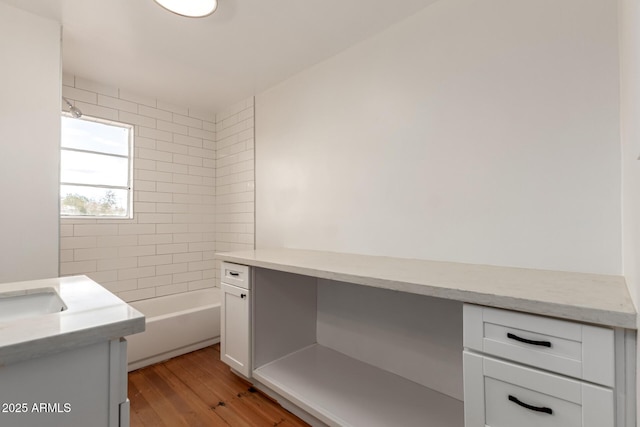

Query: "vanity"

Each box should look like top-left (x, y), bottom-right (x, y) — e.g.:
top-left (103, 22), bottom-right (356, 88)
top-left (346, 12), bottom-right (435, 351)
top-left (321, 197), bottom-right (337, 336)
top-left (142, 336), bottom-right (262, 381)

top-left (0, 275), bottom-right (145, 427)
top-left (217, 248), bottom-right (637, 427)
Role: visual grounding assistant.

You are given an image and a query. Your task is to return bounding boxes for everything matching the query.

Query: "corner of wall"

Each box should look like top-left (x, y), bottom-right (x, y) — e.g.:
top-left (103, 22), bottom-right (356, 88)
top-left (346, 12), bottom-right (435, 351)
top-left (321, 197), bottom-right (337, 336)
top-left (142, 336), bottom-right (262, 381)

top-left (213, 97), bottom-right (256, 282)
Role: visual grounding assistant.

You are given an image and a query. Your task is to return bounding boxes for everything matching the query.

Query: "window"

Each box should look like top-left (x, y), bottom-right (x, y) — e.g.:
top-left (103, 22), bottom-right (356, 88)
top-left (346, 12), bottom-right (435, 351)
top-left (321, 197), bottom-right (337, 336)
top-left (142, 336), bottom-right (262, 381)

top-left (60, 115), bottom-right (133, 218)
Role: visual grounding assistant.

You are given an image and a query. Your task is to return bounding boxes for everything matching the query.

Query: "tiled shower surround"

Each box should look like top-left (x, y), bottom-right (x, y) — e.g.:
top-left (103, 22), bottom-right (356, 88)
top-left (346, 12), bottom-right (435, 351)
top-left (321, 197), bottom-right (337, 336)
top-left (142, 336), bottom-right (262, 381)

top-left (60, 74), bottom-right (254, 301)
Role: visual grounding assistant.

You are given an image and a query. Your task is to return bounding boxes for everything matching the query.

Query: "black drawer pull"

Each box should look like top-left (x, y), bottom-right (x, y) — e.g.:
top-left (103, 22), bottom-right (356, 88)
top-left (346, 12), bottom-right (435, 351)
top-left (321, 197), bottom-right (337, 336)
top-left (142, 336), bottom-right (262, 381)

top-left (507, 332), bottom-right (551, 348)
top-left (508, 395), bottom-right (553, 415)
top-left (229, 271), bottom-right (240, 277)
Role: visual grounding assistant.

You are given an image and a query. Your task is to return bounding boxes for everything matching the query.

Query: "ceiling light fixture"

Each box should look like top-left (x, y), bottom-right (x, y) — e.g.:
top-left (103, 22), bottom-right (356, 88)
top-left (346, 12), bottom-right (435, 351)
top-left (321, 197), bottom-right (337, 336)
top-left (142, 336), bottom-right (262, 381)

top-left (153, 0), bottom-right (218, 17)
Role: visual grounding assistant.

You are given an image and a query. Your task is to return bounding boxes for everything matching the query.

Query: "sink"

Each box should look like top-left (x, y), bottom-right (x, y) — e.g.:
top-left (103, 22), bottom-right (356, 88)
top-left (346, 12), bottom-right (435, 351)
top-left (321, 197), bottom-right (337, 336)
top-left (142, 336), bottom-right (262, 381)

top-left (0, 288), bottom-right (67, 322)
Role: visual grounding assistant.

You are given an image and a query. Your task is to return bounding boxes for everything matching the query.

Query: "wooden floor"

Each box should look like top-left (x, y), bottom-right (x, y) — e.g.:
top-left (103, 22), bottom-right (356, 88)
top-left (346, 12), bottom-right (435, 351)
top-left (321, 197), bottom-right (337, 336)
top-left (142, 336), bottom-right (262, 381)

top-left (128, 344), bottom-right (310, 427)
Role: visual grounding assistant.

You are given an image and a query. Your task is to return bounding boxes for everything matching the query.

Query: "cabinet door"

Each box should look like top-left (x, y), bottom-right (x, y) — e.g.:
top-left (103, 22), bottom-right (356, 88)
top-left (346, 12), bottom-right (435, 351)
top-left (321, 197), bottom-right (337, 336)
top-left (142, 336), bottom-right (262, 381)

top-left (221, 282), bottom-right (251, 377)
top-left (0, 341), bottom-right (112, 427)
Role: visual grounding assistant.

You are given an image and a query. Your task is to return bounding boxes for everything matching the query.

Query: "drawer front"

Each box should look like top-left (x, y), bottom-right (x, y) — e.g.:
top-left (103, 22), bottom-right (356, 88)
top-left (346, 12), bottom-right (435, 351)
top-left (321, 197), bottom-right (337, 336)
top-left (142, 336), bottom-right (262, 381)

top-left (463, 351), bottom-right (614, 427)
top-left (221, 262), bottom-right (251, 289)
top-left (486, 376), bottom-right (581, 427)
top-left (463, 304), bottom-right (614, 386)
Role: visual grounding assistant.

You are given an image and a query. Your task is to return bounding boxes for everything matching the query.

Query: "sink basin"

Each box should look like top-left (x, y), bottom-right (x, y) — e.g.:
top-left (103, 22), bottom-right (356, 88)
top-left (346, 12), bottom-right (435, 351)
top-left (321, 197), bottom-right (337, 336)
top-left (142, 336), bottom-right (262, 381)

top-left (0, 288), bottom-right (67, 322)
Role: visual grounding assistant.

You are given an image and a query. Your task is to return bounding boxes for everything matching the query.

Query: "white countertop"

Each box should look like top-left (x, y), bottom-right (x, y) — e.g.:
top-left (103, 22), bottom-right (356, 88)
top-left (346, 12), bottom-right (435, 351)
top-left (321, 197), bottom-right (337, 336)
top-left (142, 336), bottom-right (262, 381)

top-left (217, 248), bottom-right (637, 329)
top-left (0, 275), bottom-right (145, 365)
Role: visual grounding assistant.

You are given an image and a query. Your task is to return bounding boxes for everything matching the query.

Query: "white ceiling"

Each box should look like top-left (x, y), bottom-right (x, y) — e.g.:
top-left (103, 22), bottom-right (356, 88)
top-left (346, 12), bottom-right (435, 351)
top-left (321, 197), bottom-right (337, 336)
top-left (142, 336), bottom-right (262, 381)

top-left (2, 0), bottom-right (439, 113)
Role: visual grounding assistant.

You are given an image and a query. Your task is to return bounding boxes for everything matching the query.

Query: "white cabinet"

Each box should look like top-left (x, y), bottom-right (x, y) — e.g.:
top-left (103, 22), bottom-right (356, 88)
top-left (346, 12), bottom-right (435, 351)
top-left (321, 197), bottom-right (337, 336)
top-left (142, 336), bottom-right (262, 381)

top-left (215, 250), bottom-right (636, 427)
top-left (221, 283), bottom-right (251, 376)
top-left (0, 339), bottom-right (129, 427)
top-left (220, 262), bottom-right (251, 377)
top-left (463, 304), bottom-right (622, 427)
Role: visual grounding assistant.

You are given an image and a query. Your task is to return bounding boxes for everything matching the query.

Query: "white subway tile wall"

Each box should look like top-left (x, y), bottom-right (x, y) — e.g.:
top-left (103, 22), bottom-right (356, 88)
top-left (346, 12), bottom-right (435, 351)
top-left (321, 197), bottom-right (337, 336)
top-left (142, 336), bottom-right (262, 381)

top-left (215, 98), bottom-right (255, 258)
top-left (60, 75), bottom-right (255, 302)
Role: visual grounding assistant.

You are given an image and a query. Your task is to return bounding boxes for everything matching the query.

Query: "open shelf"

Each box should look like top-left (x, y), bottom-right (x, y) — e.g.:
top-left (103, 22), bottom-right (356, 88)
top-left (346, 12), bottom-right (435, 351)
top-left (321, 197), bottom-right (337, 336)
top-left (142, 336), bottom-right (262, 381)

top-left (253, 344), bottom-right (464, 427)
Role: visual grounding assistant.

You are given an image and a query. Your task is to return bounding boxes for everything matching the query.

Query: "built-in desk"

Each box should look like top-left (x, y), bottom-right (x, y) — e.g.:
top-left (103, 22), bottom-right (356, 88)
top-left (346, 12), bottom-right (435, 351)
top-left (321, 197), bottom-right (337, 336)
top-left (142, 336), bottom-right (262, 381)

top-left (217, 249), bottom-right (637, 427)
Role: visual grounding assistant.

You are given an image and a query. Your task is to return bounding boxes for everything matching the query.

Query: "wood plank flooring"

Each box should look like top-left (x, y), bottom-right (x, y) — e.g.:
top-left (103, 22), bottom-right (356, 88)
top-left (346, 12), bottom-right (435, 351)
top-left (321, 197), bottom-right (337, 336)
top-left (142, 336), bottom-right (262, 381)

top-left (128, 344), bottom-right (310, 427)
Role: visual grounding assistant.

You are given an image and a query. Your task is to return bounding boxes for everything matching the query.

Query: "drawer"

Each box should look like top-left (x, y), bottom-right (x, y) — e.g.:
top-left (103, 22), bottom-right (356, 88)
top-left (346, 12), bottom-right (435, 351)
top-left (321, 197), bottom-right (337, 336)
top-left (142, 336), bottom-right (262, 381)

top-left (463, 304), bottom-right (614, 386)
top-left (221, 262), bottom-right (251, 289)
top-left (463, 351), bottom-right (614, 427)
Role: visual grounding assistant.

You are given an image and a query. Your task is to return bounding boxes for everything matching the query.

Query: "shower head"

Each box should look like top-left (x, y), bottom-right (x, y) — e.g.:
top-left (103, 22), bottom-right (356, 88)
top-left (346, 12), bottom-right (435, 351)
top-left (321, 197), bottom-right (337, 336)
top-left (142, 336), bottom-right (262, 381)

top-left (62, 97), bottom-right (82, 118)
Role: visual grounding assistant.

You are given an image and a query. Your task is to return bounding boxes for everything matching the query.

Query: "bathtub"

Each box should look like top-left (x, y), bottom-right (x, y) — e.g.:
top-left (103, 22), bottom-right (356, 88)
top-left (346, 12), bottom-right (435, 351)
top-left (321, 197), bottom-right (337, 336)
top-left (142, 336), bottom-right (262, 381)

top-left (126, 288), bottom-right (220, 371)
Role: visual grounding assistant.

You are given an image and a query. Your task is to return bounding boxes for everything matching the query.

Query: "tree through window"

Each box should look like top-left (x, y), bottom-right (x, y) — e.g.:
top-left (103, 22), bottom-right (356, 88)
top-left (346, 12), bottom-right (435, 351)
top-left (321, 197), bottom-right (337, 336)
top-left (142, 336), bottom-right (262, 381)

top-left (60, 115), bottom-right (133, 217)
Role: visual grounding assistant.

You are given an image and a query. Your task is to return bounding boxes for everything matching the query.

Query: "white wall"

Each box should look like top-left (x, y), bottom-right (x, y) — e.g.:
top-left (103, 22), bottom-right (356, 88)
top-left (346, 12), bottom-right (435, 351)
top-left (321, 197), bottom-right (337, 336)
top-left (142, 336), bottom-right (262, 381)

top-left (256, 0), bottom-right (621, 275)
top-left (214, 98), bottom-right (256, 256)
top-left (619, 0), bottom-right (640, 416)
top-left (620, 0), bottom-right (640, 318)
top-left (317, 279), bottom-right (463, 400)
top-left (0, 3), bottom-right (60, 283)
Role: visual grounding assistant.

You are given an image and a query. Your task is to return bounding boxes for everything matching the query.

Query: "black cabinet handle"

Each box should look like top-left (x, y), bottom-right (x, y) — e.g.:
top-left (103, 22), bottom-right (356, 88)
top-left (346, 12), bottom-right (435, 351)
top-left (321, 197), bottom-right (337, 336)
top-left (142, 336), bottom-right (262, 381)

top-left (508, 395), bottom-right (553, 415)
top-left (241, 293), bottom-right (246, 299)
top-left (229, 271), bottom-right (240, 277)
top-left (507, 332), bottom-right (551, 348)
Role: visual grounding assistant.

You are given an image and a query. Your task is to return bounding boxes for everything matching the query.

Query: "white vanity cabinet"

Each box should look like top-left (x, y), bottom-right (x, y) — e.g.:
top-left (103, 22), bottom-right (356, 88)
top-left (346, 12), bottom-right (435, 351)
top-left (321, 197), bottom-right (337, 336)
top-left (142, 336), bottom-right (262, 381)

top-left (463, 304), bottom-right (629, 427)
top-left (0, 276), bottom-right (144, 427)
top-left (0, 339), bottom-right (130, 427)
top-left (220, 262), bottom-right (252, 377)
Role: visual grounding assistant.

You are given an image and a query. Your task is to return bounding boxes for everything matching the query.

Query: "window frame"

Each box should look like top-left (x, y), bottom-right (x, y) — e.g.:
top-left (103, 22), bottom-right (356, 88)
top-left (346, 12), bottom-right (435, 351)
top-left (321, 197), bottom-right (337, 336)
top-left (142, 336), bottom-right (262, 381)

top-left (60, 113), bottom-right (134, 219)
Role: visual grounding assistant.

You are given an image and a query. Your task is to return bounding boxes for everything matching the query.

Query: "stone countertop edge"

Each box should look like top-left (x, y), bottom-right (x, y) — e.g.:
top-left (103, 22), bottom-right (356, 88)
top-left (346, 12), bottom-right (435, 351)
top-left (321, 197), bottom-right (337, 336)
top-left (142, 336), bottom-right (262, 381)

top-left (0, 275), bottom-right (145, 365)
top-left (216, 248), bottom-right (637, 330)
